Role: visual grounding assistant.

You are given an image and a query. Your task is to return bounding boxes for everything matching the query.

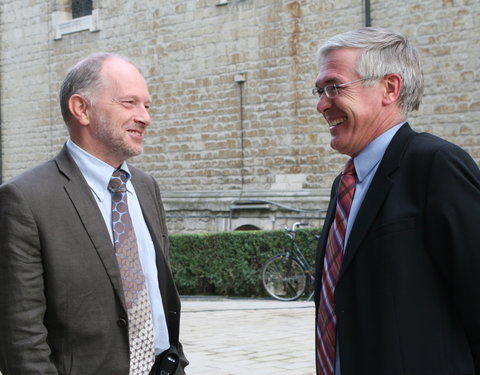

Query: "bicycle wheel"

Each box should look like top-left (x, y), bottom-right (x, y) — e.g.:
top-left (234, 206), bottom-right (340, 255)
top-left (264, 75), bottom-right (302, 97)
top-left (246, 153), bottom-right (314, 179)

top-left (262, 253), bottom-right (307, 301)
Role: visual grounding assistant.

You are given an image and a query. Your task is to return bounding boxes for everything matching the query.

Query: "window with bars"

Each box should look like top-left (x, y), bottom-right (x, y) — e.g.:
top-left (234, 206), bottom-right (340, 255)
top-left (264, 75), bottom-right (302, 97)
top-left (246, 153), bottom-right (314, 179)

top-left (52, 0), bottom-right (99, 40)
top-left (72, 0), bottom-right (93, 19)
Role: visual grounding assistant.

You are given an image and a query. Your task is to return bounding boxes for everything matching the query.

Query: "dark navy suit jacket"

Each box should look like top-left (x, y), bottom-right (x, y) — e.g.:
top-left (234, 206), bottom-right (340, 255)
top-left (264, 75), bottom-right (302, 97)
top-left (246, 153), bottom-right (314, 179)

top-left (315, 123), bottom-right (480, 375)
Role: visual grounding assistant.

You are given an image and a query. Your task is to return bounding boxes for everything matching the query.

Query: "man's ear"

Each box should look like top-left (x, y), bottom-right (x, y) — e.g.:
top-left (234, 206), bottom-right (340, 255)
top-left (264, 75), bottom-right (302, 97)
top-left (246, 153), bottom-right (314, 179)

top-left (68, 94), bottom-right (91, 125)
top-left (382, 73), bottom-right (402, 105)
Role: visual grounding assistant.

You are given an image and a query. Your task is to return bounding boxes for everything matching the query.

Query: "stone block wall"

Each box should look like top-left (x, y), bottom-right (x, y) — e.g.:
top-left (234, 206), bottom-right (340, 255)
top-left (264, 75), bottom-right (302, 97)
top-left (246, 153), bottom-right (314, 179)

top-left (1, 0), bottom-right (479, 232)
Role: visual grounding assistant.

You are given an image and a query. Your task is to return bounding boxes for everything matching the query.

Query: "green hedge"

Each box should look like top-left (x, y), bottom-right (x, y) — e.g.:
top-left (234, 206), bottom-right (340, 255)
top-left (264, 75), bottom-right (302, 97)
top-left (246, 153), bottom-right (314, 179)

top-left (169, 228), bottom-right (321, 297)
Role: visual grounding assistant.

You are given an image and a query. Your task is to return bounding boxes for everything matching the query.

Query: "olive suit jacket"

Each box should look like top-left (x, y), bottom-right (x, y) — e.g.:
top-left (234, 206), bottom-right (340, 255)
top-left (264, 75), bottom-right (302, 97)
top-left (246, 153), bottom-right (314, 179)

top-left (0, 145), bottom-right (188, 375)
top-left (315, 123), bottom-right (480, 375)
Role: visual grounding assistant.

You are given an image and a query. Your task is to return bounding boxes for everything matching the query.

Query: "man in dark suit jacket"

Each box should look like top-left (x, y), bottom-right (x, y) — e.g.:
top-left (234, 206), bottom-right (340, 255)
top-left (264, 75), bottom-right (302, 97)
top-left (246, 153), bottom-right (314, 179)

top-left (0, 53), bottom-right (188, 374)
top-left (313, 28), bottom-right (480, 375)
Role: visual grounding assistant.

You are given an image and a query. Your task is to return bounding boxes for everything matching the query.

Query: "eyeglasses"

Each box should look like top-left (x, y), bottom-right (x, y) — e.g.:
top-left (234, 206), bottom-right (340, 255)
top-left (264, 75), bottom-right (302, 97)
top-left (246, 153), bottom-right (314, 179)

top-left (312, 78), bottom-right (370, 99)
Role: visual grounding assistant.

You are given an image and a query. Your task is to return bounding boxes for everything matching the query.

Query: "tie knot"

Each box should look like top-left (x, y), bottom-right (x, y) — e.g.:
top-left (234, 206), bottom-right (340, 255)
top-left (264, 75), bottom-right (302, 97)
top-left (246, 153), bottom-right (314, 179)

top-left (343, 158), bottom-right (356, 177)
top-left (108, 169), bottom-right (129, 193)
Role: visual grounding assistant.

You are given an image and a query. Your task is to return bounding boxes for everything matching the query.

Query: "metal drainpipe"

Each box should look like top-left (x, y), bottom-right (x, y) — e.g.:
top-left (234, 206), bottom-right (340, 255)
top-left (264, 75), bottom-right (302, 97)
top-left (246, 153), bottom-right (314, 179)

top-left (0, 61), bottom-right (2, 184)
top-left (364, 0), bottom-right (371, 27)
top-left (229, 73), bottom-right (247, 231)
top-left (234, 73), bottom-right (247, 192)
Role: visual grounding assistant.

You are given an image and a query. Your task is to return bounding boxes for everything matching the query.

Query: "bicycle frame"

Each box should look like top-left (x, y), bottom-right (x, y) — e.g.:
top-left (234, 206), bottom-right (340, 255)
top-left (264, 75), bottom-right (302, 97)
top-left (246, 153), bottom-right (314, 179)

top-left (284, 223), bottom-right (315, 275)
top-left (261, 222), bottom-right (317, 301)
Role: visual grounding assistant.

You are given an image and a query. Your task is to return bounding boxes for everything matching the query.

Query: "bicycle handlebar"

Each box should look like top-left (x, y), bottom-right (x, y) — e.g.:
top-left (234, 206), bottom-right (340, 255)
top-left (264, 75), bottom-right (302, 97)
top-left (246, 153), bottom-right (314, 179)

top-left (287, 222), bottom-right (308, 232)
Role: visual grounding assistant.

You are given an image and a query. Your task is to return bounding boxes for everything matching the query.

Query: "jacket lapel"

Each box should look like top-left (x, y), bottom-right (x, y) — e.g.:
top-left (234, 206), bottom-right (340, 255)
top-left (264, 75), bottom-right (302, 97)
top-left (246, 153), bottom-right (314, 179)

top-left (315, 176), bottom-right (341, 305)
top-left (55, 145), bottom-right (127, 310)
top-left (339, 123), bottom-right (417, 279)
top-left (131, 173), bottom-right (182, 334)
top-left (129, 172), bottom-right (171, 297)
top-left (131, 177), bottom-right (164, 253)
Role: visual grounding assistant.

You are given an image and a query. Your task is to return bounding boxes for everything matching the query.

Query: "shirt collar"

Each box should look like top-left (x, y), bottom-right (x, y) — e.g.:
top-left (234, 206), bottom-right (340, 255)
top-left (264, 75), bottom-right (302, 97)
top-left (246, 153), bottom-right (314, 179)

top-left (353, 122), bottom-right (405, 183)
top-left (66, 139), bottom-right (131, 201)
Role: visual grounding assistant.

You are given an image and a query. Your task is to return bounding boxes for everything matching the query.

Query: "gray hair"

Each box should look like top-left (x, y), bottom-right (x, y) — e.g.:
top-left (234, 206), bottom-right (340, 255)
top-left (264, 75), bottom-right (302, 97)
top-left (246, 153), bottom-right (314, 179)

top-left (316, 27), bottom-right (424, 113)
top-left (59, 52), bottom-right (128, 127)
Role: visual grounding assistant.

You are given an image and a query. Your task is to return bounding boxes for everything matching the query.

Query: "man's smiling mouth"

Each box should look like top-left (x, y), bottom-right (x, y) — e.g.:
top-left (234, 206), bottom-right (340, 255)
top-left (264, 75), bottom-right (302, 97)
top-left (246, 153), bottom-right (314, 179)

top-left (328, 117), bottom-right (347, 127)
top-left (127, 129), bottom-right (144, 136)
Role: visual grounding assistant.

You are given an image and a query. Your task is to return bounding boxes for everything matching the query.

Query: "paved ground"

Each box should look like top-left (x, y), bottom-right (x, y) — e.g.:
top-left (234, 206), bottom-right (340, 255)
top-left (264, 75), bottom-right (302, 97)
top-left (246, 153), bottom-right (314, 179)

top-left (180, 297), bottom-right (315, 375)
top-left (0, 298), bottom-right (314, 375)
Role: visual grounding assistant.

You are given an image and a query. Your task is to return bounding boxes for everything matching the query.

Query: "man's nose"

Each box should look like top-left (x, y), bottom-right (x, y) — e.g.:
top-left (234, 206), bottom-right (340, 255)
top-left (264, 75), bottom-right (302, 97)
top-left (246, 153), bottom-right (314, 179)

top-left (135, 105), bottom-right (151, 126)
top-left (316, 94), bottom-right (332, 114)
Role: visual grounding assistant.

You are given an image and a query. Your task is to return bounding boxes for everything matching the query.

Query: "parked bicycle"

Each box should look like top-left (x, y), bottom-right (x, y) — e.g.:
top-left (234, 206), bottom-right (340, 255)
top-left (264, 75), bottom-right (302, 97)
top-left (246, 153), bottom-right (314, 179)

top-left (262, 222), bottom-right (317, 301)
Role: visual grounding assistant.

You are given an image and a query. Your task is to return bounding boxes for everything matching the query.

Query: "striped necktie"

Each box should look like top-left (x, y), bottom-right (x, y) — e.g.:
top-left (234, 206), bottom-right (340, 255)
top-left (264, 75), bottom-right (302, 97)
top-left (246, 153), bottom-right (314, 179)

top-left (316, 159), bottom-right (356, 375)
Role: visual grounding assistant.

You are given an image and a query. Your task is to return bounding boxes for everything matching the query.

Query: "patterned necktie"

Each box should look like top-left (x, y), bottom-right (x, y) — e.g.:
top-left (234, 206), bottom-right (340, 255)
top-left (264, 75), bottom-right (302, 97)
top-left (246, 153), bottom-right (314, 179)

top-left (109, 169), bottom-right (155, 375)
top-left (316, 159), bottom-right (356, 375)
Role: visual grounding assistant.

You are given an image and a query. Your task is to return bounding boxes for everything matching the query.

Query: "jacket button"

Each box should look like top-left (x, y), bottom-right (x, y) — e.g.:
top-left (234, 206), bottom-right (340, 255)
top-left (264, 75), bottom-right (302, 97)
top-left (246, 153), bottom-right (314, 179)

top-left (117, 318), bottom-right (128, 328)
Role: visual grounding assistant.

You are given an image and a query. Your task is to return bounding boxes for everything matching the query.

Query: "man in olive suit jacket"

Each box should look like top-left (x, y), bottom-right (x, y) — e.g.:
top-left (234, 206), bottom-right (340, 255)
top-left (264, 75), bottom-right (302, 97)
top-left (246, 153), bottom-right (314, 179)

top-left (0, 53), bottom-right (188, 374)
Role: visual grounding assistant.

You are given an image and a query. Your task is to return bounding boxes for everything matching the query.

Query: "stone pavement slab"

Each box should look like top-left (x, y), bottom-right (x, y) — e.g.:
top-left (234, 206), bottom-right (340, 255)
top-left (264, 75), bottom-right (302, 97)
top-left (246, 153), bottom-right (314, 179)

top-left (180, 297), bottom-right (315, 375)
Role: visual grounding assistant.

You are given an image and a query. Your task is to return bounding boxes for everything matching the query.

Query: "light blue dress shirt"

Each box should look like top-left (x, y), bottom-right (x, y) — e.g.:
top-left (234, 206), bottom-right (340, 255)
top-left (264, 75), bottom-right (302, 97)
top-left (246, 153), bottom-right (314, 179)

top-left (335, 122), bottom-right (404, 375)
top-left (345, 122), bottom-right (404, 244)
top-left (66, 139), bottom-right (170, 355)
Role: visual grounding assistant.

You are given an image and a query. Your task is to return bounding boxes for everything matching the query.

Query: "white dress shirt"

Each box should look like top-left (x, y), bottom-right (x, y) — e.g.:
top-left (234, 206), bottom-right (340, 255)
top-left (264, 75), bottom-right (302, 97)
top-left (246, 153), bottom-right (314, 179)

top-left (66, 139), bottom-right (170, 355)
